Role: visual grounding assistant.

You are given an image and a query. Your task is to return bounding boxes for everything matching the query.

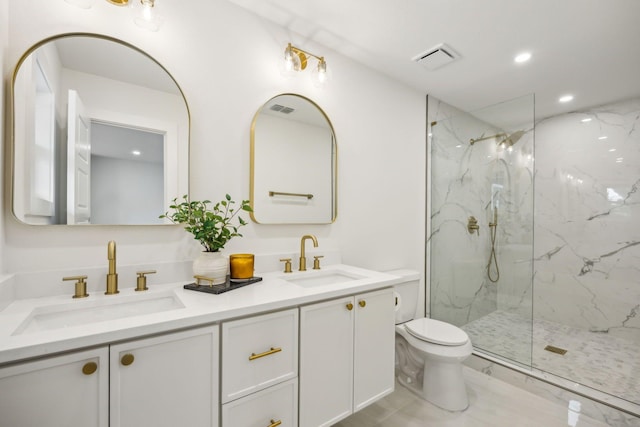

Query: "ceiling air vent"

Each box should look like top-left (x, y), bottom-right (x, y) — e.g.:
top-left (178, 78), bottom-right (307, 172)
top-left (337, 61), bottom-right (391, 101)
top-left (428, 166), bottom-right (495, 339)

top-left (413, 43), bottom-right (459, 70)
top-left (269, 104), bottom-right (295, 114)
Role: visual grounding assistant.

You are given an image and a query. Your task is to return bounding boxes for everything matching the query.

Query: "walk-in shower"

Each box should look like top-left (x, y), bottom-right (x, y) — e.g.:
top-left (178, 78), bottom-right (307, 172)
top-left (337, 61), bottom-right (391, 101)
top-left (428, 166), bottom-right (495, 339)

top-left (427, 93), bottom-right (640, 414)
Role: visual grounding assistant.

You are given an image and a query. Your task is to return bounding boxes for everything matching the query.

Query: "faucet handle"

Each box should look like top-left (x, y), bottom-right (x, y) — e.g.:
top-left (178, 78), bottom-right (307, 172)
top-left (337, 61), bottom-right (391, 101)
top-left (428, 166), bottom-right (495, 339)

top-left (279, 258), bottom-right (292, 273)
top-left (135, 270), bottom-right (156, 292)
top-left (63, 275), bottom-right (89, 299)
top-left (313, 255), bottom-right (324, 270)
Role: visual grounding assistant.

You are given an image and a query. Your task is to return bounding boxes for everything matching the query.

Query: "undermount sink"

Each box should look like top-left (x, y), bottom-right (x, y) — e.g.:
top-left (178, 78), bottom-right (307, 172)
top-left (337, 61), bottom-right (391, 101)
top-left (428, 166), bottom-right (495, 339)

top-left (281, 269), bottom-right (366, 287)
top-left (13, 292), bottom-right (185, 335)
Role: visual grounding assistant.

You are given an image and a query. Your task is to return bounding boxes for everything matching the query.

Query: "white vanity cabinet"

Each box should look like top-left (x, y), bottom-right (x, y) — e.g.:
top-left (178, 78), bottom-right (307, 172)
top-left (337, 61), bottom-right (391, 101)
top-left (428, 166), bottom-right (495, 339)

top-left (299, 288), bottom-right (395, 427)
top-left (110, 325), bottom-right (219, 427)
top-left (0, 347), bottom-right (109, 427)
top-left (221, 308), bottom-right (298, 427)
top-left (0, 326), bottom-right (218, 427)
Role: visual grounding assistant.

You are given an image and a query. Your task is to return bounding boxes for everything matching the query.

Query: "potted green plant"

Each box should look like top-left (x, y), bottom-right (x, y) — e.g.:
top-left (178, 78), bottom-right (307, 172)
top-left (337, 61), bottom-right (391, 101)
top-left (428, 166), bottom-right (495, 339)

top-left (161, 194), bottom-right (252, 284)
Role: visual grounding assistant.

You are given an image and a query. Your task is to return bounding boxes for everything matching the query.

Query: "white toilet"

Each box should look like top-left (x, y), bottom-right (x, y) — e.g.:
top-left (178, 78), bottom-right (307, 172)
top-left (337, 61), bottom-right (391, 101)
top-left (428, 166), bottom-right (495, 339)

top-left (390, 269), bottom-right (473, 412)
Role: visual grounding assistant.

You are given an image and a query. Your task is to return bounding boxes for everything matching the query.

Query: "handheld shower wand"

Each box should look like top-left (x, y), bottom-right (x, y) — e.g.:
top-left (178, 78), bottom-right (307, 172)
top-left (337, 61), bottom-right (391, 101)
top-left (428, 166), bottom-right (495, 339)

top-left (487, 207), bottom-right (500, 282)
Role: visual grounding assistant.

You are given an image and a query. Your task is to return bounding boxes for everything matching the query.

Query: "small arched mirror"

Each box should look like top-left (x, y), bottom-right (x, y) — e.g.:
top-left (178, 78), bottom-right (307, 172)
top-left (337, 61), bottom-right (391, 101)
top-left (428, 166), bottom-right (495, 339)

top-left (11, 33), bottom-right (189, 225)
top-left (250, 94), bottom-right (337, 224)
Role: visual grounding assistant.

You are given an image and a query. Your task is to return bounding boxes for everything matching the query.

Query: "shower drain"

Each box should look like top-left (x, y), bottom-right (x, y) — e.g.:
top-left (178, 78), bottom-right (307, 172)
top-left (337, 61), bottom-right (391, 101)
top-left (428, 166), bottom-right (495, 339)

top-left (544, 345), bottom-right (568, 355)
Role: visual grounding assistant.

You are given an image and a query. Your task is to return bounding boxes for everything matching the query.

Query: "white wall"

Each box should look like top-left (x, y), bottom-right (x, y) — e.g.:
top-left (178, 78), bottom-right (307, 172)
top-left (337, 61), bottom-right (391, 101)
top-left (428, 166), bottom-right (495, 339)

top-left (3, 0), bottom-right (425, 297)
top-left (91, 156), bottom-right (164, 225)
top-left (253, 114), bottom-right (333, 223)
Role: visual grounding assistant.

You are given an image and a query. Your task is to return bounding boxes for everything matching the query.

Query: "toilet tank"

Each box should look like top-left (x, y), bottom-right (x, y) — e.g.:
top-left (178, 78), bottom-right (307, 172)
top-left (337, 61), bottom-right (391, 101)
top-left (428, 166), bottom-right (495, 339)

top-left (385, 269), bottom-right (420, 324)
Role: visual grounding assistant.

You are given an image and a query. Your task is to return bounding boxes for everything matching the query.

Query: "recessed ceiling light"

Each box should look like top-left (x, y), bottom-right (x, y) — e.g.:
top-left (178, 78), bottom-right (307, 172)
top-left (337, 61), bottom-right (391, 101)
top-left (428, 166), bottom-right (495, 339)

top-left (559, 95), bottom-right (574, 103)
top-left (609, 148), bottom-right (617, 152)
top-left (514, 52), bottom-right (531, 63)
top-left (598, 136), bottom-right (608, 140)
top-left (132, 150), bottom-right (141, 156)
top-left (581, 118), bottom-right (592, 123)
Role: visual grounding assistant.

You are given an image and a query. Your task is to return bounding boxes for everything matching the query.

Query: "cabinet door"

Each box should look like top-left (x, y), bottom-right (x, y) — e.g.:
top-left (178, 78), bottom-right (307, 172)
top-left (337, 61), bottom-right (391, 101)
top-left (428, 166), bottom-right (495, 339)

top-left (353, 288), bottom-right (395, 411)
top-left (221, 378), bottom-right (297, 427)
top-left (110, 325), bottom-right (219, 427)
top-left (0, 347), bottom-right (108, 427)
top-left (221, 308), bottom-right (298, 403)
top-left (299, 296), bottom-right (354, 427)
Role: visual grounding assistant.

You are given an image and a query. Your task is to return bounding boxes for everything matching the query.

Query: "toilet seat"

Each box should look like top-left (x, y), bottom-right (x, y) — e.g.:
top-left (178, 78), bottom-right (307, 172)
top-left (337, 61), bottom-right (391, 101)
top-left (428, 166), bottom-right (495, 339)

top-left (405, 318), bottom-right (469, 346)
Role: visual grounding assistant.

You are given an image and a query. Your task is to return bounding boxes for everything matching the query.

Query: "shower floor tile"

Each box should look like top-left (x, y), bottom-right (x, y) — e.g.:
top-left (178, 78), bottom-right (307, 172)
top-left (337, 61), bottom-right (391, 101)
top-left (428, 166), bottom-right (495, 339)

top-left (462, 310), bottom-right (640, 406)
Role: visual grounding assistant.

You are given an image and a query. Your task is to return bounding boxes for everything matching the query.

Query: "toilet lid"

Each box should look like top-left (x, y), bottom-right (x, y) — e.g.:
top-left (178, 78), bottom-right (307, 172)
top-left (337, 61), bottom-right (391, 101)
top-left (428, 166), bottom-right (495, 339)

top-left (405, 318), bottom-right (469, 346)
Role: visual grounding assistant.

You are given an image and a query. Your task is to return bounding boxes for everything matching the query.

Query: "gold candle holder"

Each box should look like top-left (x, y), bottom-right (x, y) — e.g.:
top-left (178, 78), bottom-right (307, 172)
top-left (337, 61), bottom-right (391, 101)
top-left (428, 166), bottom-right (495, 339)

top-left (230, 254), bottom-right (254, 279)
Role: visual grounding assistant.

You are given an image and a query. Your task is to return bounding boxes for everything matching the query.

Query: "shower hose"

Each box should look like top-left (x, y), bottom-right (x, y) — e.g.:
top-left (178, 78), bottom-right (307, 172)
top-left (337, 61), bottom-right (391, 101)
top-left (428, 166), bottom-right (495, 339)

top-left (487, 214), bottom-right (500, 283)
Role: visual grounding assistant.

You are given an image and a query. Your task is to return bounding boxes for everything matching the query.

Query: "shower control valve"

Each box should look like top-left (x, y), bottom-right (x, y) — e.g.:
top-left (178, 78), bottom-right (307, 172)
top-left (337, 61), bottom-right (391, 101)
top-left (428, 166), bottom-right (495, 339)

top-left (467, 216), bottom-right (480, 236)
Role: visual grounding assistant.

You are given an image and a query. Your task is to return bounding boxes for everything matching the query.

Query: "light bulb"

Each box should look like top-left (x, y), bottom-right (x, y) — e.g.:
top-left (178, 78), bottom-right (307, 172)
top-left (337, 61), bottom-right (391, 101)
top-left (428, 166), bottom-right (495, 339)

top-left (280, 44), bottom-right (301, 78)
top-left (311, 58), bottom-right (330, 88)
top-left (131, 0), bottom-right (164, 32)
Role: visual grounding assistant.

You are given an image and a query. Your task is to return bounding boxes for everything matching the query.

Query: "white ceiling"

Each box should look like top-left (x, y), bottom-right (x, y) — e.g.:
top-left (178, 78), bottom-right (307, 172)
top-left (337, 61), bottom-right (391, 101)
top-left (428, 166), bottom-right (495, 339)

top-left (54, 36), bottom-right (180, 95)
top-left (227, 0), bottom-right (640, 119)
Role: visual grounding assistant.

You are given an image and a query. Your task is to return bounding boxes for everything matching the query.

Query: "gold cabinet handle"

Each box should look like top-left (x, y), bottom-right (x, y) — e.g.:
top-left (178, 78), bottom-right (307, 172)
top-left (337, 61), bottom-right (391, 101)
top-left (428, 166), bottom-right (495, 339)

top-left (346, 303), bottom-right (354, 311)
top-left (268, 420), bottom-right (282, 427)
top-left (121, 353), bottom-right (135, 366)
top-left (359, 300), bottom-right (366, 308)
top-left (249, 347), bottom-right (282, 361)
top-left (82, 361), bottom-right (98, 375)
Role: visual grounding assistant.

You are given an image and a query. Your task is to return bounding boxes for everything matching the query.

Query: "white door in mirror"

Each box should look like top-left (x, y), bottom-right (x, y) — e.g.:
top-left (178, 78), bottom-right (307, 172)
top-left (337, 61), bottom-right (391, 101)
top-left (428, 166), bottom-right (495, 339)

top-left (67, 89), bottom-right (91, 225)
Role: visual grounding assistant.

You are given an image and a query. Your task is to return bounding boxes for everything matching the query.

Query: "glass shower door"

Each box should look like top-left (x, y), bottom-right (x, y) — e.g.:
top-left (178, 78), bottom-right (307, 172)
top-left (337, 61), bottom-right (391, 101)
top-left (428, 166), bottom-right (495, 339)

top-left (428, 94), bottom-right (535, 367)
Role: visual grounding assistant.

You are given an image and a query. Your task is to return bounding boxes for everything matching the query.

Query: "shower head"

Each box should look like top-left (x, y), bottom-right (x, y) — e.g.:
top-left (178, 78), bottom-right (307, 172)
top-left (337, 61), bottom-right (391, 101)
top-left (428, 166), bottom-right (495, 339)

top-left (470, 130), bottom-right (525, 146)
top-left (500, 130), bottom-right (525, 147)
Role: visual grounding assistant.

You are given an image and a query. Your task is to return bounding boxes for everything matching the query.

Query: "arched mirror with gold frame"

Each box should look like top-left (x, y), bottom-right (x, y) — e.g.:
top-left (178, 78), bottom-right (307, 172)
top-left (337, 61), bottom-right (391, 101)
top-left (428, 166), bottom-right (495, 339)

top-left (10, 33), bottom-right (190, 225)
top-left (250, 94), bottom-right (337, 224)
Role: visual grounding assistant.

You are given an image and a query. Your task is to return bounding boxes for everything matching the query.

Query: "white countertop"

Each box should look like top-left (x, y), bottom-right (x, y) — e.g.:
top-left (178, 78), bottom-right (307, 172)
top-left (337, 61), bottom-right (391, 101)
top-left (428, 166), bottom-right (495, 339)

top-left (0, 264), bottom-right (401, 365)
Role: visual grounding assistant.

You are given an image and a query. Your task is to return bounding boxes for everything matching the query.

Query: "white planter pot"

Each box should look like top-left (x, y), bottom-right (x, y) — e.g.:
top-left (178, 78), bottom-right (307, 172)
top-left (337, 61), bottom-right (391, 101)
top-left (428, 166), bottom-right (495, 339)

top-left (193, 251), bottom-right (229, 285)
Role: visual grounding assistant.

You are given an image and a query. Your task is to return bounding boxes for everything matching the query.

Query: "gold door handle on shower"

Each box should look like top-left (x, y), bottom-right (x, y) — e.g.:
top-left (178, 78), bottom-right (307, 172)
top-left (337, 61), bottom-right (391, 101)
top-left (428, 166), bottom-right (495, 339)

top-left (249, 347), bottom-right (282, 361)
top-left (267, 419), bottom-right (282, 427)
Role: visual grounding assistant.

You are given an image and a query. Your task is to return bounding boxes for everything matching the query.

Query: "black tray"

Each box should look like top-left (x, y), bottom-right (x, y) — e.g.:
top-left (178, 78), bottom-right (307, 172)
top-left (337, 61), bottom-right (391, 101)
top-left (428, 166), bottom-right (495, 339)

top-left (183, 276), bottom-right (263, 295)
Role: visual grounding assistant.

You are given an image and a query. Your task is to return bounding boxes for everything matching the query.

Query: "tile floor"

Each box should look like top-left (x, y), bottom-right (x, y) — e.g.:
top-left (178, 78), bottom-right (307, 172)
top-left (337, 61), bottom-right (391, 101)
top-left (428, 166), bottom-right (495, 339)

top-left (462, 310), bottom-right (640, 406)
top-left (334, 367), bottom-right (614, 427)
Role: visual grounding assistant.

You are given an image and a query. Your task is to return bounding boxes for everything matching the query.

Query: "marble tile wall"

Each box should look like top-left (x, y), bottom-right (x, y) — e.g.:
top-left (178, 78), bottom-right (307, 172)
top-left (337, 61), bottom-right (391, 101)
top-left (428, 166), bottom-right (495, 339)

top-left (428, 95), bottom-right (535, 334)
top-left (534, 96), bottom-right (640, 341)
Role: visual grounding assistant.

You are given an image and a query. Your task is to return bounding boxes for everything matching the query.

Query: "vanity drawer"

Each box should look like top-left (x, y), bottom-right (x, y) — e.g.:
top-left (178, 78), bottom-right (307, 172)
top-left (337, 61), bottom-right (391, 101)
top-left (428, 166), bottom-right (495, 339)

top-left (221, 378), bottom-right (298, 427)
top-left (221, 308), bottom-right (298, 403)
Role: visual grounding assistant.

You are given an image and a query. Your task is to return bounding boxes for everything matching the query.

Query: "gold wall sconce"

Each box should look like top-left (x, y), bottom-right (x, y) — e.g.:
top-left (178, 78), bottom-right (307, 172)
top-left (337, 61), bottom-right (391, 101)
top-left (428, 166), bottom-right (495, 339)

top-left (64, 0), bottom-right (164, 31)
top-left (283, 43), bottom-right (331, 87)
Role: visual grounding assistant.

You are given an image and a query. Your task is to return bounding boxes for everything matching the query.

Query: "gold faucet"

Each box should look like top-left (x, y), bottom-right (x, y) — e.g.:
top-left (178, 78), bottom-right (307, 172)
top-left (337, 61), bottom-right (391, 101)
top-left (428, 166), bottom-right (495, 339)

top-left (299, 234), bottom-right (318, 271)
top-left (106, 240), bottom-right (119, 295)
